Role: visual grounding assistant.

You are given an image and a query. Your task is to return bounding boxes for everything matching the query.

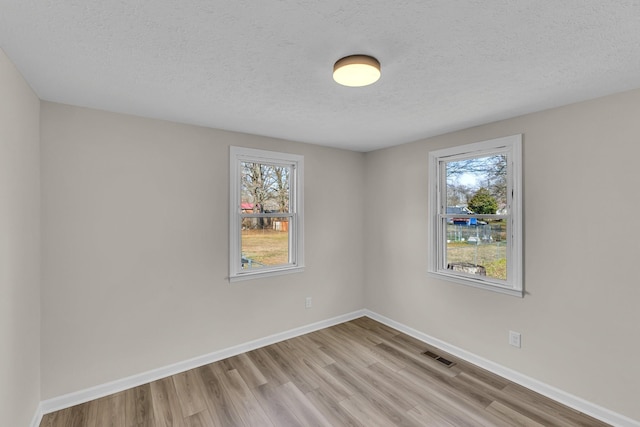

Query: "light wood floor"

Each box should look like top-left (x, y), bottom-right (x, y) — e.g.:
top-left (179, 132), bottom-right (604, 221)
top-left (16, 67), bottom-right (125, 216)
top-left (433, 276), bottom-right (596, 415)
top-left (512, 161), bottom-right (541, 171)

top-left (40, 317), bottom-right (610, 426)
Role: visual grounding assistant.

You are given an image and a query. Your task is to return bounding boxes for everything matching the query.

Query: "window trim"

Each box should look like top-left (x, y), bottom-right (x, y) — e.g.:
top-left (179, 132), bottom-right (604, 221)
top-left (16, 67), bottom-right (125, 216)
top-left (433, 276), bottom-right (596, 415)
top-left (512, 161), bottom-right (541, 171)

top-left (229, 146), bottom-right (304, 282)
top-left (428, 135), bottom-right (523, 297)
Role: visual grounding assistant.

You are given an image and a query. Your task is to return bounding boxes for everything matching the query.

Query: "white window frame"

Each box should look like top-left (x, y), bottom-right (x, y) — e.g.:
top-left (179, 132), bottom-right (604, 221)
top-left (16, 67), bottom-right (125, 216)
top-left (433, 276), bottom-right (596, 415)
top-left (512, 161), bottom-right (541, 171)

top-left (428, 135), bottom-right (523, 297)
top-left (229, 146), bottom-right (304, 282)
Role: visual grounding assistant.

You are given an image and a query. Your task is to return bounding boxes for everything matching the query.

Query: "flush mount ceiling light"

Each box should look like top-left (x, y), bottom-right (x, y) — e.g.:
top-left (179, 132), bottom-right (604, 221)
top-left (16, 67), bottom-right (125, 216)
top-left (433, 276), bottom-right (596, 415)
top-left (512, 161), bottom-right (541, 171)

top-left (333, 55), bottom-right (381, 87)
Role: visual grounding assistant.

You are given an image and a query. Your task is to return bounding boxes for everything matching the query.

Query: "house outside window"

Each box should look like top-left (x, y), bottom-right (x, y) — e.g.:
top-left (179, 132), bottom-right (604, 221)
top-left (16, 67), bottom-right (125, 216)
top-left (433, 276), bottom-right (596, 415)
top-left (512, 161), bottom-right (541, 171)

top-left (229, 146), bottom-right (304, 282)
top-left (428, 135), bottom-right (523, 296)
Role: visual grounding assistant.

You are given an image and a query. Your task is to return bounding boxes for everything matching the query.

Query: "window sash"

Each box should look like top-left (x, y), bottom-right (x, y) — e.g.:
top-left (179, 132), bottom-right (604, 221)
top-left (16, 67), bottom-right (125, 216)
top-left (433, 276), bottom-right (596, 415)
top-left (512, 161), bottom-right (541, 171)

top-left (428, 134), bottom-right (522, 297)
top-left (230, 146), bottom-right (304, 282)
top-left (241, 212), bottom-right (295, 219)
top-left (436, 215), bottom-right (512, 283)
top-left (240, 216), bottom-right (296, 268)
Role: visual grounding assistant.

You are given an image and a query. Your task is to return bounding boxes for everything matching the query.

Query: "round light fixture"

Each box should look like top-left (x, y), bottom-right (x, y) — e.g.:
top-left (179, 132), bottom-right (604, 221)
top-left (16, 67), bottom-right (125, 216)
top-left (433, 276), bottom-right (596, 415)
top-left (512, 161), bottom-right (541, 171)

top-left (333, 55), bottom-right (381, 87)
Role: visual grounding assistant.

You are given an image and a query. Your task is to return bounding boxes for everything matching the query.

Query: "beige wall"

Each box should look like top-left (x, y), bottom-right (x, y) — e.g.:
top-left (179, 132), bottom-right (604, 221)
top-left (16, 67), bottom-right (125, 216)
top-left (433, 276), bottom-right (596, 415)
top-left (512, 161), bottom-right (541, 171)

top-left (40, 102), bottom-right (366, 398)
top-left (364, 88), bottom-right (640, 421)
top-left (0, 49), bottom-right (41, 426)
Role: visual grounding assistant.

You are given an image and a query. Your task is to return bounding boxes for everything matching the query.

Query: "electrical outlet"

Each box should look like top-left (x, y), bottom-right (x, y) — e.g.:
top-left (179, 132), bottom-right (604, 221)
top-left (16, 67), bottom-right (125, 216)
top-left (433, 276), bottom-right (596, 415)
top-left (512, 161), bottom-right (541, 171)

top-left (509, 330), bottom-right (521, 348)
top-left (305, 297), bottom-right (312, 309)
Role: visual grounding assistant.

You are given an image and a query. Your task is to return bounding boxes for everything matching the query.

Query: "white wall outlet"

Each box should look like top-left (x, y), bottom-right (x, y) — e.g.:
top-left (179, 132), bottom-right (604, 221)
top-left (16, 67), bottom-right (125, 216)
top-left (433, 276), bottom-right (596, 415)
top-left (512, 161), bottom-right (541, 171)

top-left (305, 297), bottom-right (312, 309)
top-left (509, 330), bottom-right (522, 348)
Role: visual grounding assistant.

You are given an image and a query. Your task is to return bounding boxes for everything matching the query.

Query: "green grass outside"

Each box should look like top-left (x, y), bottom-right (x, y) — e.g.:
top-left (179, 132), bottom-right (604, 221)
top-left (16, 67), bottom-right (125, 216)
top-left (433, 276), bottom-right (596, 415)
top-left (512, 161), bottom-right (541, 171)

top-left (242, 229), bottom-right (289, 267)
top-left (446, 241), bottom-right (507, 280)
top-left (241, 225), bottom-right (508, 279)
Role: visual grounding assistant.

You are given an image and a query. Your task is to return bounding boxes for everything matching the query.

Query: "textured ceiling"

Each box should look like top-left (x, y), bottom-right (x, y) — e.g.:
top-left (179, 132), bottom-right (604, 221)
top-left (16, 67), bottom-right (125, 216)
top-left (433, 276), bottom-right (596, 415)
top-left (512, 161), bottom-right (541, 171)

top-left (1, 1), bottom-right (640, 151)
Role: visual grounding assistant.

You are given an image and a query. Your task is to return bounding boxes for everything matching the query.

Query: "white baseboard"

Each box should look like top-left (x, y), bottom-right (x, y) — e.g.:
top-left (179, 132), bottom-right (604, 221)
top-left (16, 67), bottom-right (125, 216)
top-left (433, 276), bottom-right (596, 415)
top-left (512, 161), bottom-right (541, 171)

top-left (29, 403), bottom-right (43, 427)
top-left (39, 309), bottom-right (366, 415)
top-left (363, 309), bottom-right (640, 427)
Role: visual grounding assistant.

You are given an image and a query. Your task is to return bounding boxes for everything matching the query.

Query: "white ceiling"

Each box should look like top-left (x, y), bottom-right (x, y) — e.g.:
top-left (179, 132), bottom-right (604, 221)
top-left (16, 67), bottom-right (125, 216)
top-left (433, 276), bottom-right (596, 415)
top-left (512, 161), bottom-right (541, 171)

top-left (1, 1), bottom-right (640, 152)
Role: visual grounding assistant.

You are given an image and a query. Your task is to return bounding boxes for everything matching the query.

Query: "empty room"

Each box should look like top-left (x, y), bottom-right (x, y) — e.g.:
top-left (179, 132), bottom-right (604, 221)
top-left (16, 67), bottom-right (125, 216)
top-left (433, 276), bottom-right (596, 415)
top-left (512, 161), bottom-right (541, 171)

top-left (2, 1), bottom-right (639, 426)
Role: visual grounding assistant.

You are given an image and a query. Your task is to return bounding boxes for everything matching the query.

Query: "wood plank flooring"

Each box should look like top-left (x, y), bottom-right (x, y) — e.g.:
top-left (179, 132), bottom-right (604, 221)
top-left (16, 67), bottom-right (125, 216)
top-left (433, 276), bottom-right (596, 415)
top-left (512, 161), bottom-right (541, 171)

top-left (40, 317), bottom-right (610, 426)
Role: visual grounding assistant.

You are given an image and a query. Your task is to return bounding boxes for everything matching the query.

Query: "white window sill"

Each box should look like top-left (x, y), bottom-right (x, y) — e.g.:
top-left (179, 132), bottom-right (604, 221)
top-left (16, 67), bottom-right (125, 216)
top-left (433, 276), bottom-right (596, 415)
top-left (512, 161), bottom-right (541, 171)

top-left (229, 266), bottom-right (305, 283)
top-left (428, 271), bottom-right (523, 298)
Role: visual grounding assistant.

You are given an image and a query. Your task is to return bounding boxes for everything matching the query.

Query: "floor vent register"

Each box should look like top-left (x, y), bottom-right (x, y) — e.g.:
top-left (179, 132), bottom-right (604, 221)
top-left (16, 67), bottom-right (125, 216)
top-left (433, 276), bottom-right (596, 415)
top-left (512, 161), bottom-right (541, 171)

top-left (422, 350), bottom-right (456, 367)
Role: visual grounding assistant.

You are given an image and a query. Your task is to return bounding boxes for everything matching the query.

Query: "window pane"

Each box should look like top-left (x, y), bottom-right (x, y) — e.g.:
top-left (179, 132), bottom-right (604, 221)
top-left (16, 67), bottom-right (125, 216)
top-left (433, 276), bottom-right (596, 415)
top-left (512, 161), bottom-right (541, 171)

top-left (445, 218), bottom-right (508, 281)
top-left (445, 154), bottom-right (507, 214)
top-left (241, 217), bottom-right (290, 269)
top-left (241, 162), bottom-right (290, 214)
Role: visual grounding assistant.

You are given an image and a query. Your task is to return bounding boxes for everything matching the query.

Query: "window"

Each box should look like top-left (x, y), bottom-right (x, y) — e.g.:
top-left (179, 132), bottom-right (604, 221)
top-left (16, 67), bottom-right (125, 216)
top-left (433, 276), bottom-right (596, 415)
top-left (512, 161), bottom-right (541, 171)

top-left (229, 146), bottom-right (304, 281)
top-left (428, 135), bottom-right (523, 296)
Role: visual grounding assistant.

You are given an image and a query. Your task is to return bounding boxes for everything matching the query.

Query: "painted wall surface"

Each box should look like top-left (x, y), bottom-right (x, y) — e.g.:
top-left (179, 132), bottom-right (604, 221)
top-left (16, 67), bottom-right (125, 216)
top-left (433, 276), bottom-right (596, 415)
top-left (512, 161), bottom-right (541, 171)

top-left (40, 102), bottom-right (365, 398)
top-left (364, 89), bottom-right (640, 421)
top-left (0, 49), bottom-right (41, 426)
